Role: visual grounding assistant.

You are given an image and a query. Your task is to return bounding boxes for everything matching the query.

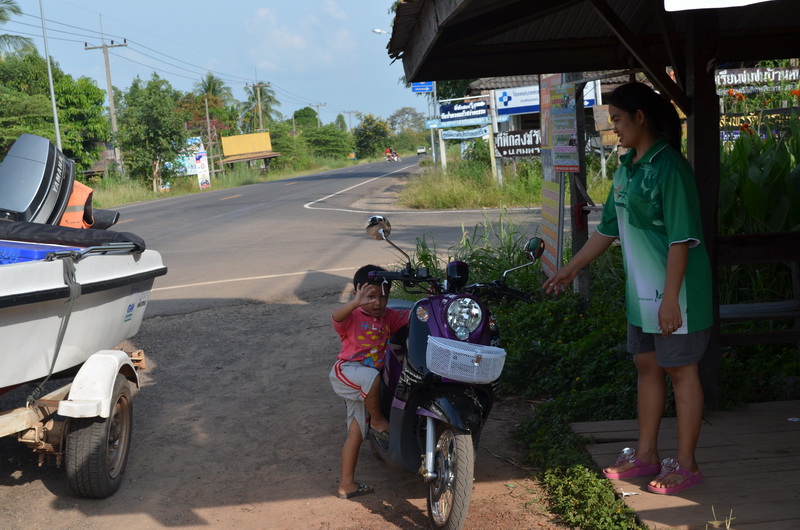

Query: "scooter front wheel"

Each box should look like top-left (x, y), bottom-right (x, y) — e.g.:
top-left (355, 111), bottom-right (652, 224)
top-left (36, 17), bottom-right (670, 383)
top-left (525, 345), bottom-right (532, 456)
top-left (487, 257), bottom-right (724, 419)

top-left (427, 425), bottom-right (474, 529)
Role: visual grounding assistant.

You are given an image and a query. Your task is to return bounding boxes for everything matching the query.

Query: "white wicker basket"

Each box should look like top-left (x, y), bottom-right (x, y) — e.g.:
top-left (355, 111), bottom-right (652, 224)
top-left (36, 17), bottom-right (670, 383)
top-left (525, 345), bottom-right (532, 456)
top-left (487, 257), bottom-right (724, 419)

top-left (425, 336), bottom-right (507, 384)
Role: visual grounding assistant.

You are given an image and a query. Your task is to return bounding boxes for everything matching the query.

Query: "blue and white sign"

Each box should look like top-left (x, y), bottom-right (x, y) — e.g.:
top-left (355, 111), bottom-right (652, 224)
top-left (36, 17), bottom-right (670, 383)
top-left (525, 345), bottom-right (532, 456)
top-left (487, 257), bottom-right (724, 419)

top-left (411, 81), bottom-right (434, 93)
top-left (442, 126), bottom-right (490, 140)
top-left (495, 85), bottom-right (541, 116)
top-left (425, 115), bottom-right (510, 129)
top-left (494, 82), bottom-right (597, 116)
top-left (440, 99), bottom-right (489, 123)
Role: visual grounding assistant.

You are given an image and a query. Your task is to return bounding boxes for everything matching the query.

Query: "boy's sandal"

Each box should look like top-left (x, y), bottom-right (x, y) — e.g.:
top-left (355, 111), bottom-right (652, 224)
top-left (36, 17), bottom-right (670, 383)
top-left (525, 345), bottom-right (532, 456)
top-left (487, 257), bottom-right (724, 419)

top-left (602, 447), bottom-right (662, 479)
top-left (369, 427), bottom-right (390, 442)
top-left (337, 482), bottom-right (374, 499)
top-left (647, 458), bottom-right (703, 494)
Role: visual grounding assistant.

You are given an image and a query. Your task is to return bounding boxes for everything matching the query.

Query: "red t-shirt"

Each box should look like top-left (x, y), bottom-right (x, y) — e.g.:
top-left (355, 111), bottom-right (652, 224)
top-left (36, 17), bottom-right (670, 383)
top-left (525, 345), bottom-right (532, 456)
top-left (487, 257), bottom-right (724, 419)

top-left (333, 307), bottom-right (409, 370)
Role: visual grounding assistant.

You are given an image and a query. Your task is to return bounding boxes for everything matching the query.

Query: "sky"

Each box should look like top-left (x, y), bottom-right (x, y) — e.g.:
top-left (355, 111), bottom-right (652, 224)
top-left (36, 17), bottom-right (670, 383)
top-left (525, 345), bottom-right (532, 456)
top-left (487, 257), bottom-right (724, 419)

top-left (9, 0), bottom-right (432, 126)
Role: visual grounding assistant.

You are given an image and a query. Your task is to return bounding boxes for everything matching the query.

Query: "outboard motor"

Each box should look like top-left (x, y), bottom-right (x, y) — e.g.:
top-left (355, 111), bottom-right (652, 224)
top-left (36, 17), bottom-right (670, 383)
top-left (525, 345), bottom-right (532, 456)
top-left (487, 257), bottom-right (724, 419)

top-left (0, 134), bottom-right (119, 230)
top-left (0, 134), bottom-right (74, 224)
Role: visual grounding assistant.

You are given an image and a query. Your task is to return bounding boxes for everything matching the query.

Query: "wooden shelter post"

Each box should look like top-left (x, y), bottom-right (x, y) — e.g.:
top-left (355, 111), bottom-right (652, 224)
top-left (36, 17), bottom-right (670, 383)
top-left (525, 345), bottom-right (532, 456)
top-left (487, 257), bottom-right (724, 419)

top-left (685, 9), bottom-right (722, 410)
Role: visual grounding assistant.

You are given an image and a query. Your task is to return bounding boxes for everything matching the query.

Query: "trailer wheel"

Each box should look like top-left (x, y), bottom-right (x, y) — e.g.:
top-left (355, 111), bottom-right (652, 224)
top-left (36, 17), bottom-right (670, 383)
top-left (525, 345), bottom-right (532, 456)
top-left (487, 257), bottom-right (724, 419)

top-left (66, 374), bottom-right (133, 498)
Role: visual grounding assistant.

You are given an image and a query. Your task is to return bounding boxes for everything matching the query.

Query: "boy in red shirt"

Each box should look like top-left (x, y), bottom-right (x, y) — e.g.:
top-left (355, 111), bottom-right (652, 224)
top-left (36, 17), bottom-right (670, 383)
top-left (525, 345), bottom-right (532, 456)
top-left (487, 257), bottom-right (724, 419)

top-left (329, 265), bottom-right (409, 499)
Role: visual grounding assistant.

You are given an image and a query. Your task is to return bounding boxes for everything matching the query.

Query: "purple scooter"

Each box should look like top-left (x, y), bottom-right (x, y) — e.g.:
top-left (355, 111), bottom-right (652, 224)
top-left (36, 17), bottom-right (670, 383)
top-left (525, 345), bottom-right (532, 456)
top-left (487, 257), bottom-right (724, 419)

top-left (364, 215), bottom-right (544, 530)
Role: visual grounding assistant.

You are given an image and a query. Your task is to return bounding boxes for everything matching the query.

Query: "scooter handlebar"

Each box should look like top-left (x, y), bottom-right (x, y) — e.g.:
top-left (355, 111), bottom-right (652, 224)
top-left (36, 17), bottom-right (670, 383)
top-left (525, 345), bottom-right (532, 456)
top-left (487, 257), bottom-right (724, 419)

top-left (368, 270), bottom-right (405, 281)
top-left (465, 281), bottom-right (532, 303)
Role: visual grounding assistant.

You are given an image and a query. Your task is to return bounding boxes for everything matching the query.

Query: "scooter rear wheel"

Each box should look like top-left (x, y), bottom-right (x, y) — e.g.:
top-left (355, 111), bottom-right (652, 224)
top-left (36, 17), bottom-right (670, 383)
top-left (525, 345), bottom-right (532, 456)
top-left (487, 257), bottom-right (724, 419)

top-left (427, 425), bottom-right (474, 529)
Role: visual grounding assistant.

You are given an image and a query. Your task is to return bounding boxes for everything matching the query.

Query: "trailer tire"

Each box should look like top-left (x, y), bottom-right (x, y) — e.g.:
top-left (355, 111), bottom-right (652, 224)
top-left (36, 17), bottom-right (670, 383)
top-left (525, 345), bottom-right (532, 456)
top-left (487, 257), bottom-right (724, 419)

top-left (65, 374), bottom-right (133, 498)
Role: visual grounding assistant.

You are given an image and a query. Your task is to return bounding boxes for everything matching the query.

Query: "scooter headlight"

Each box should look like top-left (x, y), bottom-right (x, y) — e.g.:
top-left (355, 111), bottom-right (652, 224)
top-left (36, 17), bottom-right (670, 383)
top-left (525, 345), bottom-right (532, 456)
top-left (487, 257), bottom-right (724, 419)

top-left (446, 297), bottom-right (482, 340)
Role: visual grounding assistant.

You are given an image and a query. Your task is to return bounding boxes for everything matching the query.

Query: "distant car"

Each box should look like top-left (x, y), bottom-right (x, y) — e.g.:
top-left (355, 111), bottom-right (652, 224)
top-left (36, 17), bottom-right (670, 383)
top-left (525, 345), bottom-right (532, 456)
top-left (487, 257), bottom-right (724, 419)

top-left (417, 146), bottom-right (427, 155)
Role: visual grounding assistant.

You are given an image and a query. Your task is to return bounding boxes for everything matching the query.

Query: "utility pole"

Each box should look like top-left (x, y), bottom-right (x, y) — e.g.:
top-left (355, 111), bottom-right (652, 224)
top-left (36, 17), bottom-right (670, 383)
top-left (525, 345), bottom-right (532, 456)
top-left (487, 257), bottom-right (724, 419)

top-left (343, 110), bottom-right (358, 133)
top-left (245, 82), bottom-right (271, 132)
top-left (85, 17), bottom-right (127, 175)
top-left (310, 102), bottom-right (326, 127)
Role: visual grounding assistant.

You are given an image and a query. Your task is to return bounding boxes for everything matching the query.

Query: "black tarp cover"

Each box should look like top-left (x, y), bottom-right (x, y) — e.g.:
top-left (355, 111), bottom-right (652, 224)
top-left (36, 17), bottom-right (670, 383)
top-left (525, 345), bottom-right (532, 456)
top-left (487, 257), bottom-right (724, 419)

top-left (0, 220), bottom-right (146, 253)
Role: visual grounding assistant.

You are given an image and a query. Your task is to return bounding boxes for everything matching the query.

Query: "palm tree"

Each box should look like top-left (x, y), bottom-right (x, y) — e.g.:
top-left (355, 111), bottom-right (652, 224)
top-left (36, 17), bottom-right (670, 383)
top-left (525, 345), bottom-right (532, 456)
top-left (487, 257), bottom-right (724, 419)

top-left (241, 81), bottom-right (282, 132)
top-left (193, 72), bottom-right (234, 105)
top-left (0, 0), bottom-right (35, 55)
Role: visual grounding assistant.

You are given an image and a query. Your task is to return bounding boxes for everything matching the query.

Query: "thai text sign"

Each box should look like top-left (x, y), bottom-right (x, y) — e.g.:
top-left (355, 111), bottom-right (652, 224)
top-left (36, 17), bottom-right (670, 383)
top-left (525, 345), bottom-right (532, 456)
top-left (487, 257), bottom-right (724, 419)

top-left (549, 84), bottom-right (579, 172)
top-left (715, 67), bottom-right (800, 96)
top-left (442, 126), bottom-right (489, 140)
top-left (495, 85), bottom-right (540, 116)
top-left (494, 129), bottom-right (541, 157)
top-left (439, 99), bottom-right (489, 124)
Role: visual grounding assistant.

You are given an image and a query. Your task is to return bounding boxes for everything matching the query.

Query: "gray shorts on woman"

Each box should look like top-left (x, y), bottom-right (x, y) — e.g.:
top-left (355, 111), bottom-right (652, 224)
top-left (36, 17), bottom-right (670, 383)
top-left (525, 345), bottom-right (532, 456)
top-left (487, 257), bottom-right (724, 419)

top-left (627, 324), bottom-right (711, 367)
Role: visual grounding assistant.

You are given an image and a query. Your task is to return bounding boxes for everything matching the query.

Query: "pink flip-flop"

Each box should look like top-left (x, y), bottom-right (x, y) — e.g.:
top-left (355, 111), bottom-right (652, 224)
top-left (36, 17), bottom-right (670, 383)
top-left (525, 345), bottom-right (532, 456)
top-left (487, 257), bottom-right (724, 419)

top-left (647, 458), bottom-right (703, 494)
top-left (603, 447), bottom-right (662, 479)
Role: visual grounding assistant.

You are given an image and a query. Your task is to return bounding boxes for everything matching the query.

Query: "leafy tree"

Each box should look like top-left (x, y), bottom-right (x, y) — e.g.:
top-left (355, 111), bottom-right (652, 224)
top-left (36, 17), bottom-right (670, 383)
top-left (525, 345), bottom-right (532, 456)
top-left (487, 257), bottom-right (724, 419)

top-left (334, 113), bottom-right (347, 132)
top-left (388, 106), bottom-right (425, 134)
top-left (434, 79), bottom-right (476, 100)
top-left (303, 123), bottom-right (354, 158)
top-left (193, 72), bottom-right (234, 106)
top-left (117, 74), bottom-right (189, 185)
top-left (269, 121), bottom-right (310, 171)
top-left (293, 106), bottom-right (319, 130)
top-left (0, 51), bottom-right (109, 171)
top-left (353, 113), bottom-right (390, 158)
top-left (241, 82), bottom-right (282, 132)
top-left (0, 86), bottom-right (52, 153)
top-left (0, 50), bottom-right (62, 95)
top-left (177, 93), bottom-right (236, 139)
top-left (55, 75), bottom-right (110, 172)
top-left (0, 0), bottom-right (34, 54)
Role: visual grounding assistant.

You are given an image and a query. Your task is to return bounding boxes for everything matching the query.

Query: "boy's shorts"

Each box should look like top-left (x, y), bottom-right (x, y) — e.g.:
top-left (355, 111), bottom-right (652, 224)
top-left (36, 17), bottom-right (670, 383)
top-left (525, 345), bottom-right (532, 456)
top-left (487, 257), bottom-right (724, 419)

top-left (627, 324), bottom-right (711, 367)
top-left (329, 360), bottom-right (379, 440)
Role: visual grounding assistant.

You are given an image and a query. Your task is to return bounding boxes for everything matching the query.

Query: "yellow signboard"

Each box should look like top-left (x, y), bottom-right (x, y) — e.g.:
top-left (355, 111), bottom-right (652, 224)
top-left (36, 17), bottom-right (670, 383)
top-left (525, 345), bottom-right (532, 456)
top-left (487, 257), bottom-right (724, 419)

top-left (221, 132), bottom-right (273, 156)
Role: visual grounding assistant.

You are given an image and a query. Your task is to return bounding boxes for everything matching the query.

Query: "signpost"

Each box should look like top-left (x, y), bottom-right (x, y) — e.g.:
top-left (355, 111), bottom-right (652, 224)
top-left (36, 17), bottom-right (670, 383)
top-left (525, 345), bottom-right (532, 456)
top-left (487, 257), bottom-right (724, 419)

top-left (411, 81), bottom-right (434, 93)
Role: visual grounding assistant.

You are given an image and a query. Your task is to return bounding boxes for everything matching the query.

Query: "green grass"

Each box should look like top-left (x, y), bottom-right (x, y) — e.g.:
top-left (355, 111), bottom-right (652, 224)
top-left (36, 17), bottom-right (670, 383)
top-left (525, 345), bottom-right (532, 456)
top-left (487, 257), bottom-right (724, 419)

top-left (399, 153), bottom-right (613, 209)
top-left (90, 154), bottom-right (383, 209)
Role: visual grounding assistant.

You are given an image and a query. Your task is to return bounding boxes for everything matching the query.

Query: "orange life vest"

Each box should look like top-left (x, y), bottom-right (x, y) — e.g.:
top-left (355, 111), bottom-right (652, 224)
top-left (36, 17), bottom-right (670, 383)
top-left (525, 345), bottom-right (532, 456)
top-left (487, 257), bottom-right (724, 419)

top-left (58, 181), bottom-right (94, 229)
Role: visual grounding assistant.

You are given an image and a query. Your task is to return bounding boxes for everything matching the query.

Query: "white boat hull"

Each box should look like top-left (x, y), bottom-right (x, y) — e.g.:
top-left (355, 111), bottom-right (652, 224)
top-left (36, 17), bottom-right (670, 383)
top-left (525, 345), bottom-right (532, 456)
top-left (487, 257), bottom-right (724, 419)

top-left (0, 244), bottom-right (166, 393)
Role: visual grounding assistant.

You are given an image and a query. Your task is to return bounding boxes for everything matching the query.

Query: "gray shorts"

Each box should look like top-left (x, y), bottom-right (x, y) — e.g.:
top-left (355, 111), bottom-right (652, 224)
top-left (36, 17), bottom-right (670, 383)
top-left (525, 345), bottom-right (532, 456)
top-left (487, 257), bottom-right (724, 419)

top-left (329, 360), bottom-right (379, 440)
top-left (627, 324), bottom-right (711, 367)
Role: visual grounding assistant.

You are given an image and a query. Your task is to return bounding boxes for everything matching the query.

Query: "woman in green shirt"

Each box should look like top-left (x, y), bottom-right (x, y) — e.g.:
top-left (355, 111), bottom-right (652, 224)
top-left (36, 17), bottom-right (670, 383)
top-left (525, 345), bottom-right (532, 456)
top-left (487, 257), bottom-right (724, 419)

top-left (544, 82), bottom-right (711, 494)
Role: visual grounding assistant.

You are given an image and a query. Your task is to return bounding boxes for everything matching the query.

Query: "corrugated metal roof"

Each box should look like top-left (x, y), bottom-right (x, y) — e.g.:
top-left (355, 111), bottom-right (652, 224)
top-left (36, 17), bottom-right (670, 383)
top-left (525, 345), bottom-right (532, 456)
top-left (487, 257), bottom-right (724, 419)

top-left (389, 0), bottom-right (800, 83)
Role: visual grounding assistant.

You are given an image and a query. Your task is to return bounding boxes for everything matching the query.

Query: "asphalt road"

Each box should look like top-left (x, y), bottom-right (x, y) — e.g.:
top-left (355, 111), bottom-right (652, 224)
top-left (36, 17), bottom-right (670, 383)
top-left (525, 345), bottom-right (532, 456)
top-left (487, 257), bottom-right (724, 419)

top-left (112, 159), bottom-right (544, 317)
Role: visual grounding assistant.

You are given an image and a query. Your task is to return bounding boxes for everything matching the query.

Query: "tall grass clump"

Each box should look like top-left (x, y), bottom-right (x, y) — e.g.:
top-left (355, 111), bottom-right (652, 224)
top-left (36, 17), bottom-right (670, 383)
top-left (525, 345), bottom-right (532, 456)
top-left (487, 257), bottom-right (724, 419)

top-left (399, 161), bottom-right (502, 209)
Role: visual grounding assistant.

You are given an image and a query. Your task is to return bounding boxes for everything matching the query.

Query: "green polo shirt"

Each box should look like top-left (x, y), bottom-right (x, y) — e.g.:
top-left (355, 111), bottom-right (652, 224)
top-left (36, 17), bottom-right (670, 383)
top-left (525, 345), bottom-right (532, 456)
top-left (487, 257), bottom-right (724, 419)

top-left (597, 137), bottom-right (712, 333)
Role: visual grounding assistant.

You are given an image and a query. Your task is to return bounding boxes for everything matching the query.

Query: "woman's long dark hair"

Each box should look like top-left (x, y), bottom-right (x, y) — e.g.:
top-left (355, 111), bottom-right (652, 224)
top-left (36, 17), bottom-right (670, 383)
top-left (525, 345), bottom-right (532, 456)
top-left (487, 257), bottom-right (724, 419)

top-left (607, 82), bottom-right (682, 151)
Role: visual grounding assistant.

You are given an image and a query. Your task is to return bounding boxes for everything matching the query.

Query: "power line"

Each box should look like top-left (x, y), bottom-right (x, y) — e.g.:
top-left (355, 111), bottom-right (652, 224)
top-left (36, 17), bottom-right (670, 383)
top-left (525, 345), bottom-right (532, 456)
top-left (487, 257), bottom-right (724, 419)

top-left (15, 9), bottom-right (372, 121)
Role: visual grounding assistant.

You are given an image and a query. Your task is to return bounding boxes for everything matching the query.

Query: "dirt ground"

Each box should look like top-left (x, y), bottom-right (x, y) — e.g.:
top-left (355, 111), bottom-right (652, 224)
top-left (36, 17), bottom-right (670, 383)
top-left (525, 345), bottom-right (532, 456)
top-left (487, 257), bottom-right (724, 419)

top-left (0, 288), bottom-right (562, 529)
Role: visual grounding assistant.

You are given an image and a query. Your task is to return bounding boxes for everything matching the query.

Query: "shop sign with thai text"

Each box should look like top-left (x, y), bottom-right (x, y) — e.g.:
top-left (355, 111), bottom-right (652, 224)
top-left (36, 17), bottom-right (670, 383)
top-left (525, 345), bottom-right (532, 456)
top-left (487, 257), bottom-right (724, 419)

top-left (494, 129), bottom-right (541, 157)
top-left (439, 99), bottom-right (489, 124)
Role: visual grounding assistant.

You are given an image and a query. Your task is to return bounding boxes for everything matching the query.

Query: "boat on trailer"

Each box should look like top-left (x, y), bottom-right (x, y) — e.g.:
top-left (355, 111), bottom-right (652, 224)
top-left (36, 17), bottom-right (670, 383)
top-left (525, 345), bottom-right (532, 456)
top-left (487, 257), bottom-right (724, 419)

top-left (0, 134), bottom-right (167, 498)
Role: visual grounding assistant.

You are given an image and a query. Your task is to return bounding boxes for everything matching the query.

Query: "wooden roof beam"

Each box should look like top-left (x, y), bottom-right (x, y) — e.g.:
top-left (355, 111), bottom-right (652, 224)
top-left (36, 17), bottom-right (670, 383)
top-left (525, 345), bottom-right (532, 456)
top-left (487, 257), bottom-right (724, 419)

top-left (587, 0), bottom-right (691, 114)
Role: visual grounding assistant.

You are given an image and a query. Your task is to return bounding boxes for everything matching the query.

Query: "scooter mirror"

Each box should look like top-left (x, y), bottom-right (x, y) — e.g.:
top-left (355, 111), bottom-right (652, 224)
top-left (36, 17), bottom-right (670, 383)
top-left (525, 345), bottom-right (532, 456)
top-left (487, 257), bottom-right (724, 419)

top-left (366, 215), bottom-right (391, 240)
top-left (524, 237), bottom-right (545, 261)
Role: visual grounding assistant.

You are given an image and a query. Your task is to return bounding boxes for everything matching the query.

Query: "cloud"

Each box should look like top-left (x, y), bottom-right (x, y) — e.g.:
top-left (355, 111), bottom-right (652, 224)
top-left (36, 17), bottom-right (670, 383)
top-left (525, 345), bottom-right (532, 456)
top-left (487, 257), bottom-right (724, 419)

top-left (244, 3), bottom-right (355, 74)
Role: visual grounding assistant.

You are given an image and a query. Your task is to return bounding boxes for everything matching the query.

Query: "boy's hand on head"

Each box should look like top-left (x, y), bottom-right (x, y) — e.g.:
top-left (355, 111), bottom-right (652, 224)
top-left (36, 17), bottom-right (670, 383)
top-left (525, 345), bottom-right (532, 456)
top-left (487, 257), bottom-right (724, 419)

top-left (353, 283), bottom-right (376, 307)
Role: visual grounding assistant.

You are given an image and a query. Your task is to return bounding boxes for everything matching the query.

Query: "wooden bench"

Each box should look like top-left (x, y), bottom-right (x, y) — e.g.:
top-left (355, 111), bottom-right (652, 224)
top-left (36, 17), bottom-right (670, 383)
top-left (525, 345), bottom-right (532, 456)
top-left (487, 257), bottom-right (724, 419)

top-left (716, 232), bottom-right (800, 347)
